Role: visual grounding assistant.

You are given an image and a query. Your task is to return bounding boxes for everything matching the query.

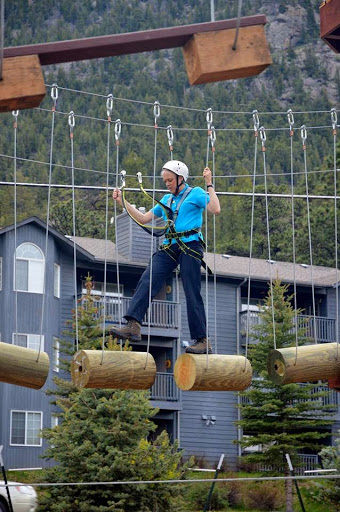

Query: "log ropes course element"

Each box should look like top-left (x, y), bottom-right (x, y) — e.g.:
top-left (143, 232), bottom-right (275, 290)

top-left (267, 112), bottom-right (340, 389)
top-left (0, 13), bottom-right (271, 112)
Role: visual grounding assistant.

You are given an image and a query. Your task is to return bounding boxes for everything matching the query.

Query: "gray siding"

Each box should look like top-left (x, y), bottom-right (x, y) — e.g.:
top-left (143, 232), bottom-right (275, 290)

top-left (179, 279), bottom-right (241, 466)
top-left (0, 223), bottom-right (62, 469)
top-left (116, 211), bottom-right (160, 263)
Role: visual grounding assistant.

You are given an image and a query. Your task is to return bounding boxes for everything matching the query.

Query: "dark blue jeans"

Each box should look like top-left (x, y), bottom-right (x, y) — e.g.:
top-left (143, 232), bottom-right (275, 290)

top-left (125, 241), bottom-right (207, 340)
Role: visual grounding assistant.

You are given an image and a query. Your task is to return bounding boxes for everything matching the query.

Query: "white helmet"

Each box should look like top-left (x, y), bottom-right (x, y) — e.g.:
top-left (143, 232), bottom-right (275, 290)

top-left (162, 160), bottom-right (189, 182)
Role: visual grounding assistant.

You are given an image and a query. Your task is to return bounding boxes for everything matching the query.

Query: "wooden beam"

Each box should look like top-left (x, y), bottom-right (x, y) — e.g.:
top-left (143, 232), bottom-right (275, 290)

top-left (0, 55), bottom-right (46, 113)
top-left (183, 24), bottom-right (272, 85)
top-left (320, 0), bottom-right (340, 53)
top-left (3, 15), bottom-right (266, 65)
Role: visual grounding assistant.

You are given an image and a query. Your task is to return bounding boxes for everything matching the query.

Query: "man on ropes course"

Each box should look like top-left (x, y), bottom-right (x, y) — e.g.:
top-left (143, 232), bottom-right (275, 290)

top-left (111, 161), bottom-right (220, 354)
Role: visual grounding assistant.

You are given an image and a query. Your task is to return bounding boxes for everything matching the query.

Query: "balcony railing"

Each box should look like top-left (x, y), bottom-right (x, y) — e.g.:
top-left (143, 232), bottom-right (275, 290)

top-left (253, 454), bottom-right (319, 475)
top-left (81, 295), bottom-right (179, 329)
top-left (240, 310), bottom-right (336, 344)
top-left (150, 372), bottom-right (180, 402)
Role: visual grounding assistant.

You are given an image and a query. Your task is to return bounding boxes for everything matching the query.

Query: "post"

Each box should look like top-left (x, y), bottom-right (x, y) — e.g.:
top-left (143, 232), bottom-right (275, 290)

top-left (285, 454), bottom-right (306, 512)
top-left (210, 0), bottom-right (215, 22)
top-left (203, 453), bottom-right (224, 512)
top-left (0, 446), bottom-right (14, 512)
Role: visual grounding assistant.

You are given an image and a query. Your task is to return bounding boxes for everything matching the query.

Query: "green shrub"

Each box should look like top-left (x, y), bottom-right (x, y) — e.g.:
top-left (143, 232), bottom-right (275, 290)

top-left (242, 481), bottom-right (283, 511)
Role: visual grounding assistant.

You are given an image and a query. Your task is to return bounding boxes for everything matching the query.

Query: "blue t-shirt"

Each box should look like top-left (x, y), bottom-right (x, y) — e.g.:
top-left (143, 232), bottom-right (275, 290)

top-left (152, 185), bottom-right (210, 244)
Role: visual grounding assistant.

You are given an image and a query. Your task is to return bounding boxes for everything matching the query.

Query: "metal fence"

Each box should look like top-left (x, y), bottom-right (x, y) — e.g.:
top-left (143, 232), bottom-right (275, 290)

top-left (150, 372), bottom-right (180, 401)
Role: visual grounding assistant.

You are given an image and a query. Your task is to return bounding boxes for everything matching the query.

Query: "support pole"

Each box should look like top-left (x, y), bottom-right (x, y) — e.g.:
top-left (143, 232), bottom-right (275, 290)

top-left (0, 446), bottom-right (14, 512)
top-left (203, 453), bottom-right (225, 512)
top-left (285, 454), bottom-right (306, 512)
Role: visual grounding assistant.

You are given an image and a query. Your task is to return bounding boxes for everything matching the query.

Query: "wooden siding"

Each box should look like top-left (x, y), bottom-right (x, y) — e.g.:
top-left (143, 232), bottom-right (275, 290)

top-left (116, 211), bottom-right (160, 263)
top-left (179, 279), bottom-right (241, 466)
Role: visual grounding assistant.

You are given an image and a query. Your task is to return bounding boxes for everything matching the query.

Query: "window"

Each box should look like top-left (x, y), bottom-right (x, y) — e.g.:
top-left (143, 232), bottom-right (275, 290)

top-left (10, 411), bottom-right (42, 446)
top-left (15, 243), bottom-right (44, 293)
top-left (13, 333), bottom-right (44, 351)
top-left (54, 263), bottom-right (60, 298)
top-left (0, 257), bottom-right (2, 291)
top-left (53, 337), bottom-right (59, 372)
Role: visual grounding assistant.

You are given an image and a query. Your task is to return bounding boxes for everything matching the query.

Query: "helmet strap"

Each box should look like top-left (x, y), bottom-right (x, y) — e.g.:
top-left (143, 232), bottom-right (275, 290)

top-left (175, 176), bottom-right (185, 196)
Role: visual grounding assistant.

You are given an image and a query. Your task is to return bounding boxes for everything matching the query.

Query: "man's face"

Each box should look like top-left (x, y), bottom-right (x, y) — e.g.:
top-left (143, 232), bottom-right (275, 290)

top-left (162, 169), bottom-right (179, 194)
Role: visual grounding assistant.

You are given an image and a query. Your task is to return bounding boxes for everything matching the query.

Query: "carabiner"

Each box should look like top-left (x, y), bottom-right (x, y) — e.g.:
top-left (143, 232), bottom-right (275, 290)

top-left (206, 107), bottom-right (213, 131)
top-left (136, 172), bottom-right (143, 185)
top-left (252, 110), bottom-right (259, 135)
top-left (300, 125), bottom-right (307, 146)
top-left (259, 126), bottom-right (266, 146)
top-left (51, 83), bottom-right (58, 106)
top-left (210, 125), bottom-right (216, 149)
top-left (154, 101), bottom-right (160, 124)
top-left (331, 108), bottom-right (337, 133)
top-left (68, 111), bottom-right (75, 131)
top-left (287, 109), bottom-right (294, 134)
top-left (115, 119), bottom-right (122, 141)
top-left (120, 170), bottom-right (126, 188)
top-left (167, 125), bottom-right (174, 149)
top-left (106, 93), bottom-right (113, 119)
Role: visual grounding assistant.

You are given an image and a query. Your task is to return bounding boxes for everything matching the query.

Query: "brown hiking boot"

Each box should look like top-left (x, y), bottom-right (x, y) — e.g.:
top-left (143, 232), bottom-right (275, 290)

top-left (185, 338), bottom-right (212, 354)
top-left (109, 319), bottom-right (142, 343)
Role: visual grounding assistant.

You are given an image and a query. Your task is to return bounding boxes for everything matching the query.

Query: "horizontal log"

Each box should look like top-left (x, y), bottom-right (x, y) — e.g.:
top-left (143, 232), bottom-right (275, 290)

top-left (183, 25), bottom-right (272, 85)
top-left (71, 350), bottom-right (156, 389)
top-left (0, 341), bottom-right (49, 389)
top-left (0, 55), bottom-right (46, 112)
top-left (174, 353), bottom-right (252, 391)
top-left (267, 342), bottom-right (340, 385)
top-left (3, 16), bottom-right (266, 65)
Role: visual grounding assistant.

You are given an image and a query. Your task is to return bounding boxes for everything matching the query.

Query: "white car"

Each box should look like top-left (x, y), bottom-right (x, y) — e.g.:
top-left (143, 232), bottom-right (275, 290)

top-left (0, 481), bottom-right (37, 512)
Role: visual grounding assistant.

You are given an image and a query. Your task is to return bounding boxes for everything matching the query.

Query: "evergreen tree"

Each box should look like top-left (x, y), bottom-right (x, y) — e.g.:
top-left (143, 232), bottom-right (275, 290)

top-left (38, 277), bottom-right (189, 512)
top-left (238, 279), bottom-right (335, 512)
top-left (318, 429), bottom-right (340, 511)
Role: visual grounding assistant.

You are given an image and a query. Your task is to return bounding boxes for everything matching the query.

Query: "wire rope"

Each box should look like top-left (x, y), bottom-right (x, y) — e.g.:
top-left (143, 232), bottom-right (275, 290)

top-left (244, 111), bottom-right (259, 363)
top-left (204, 109), bottom-right (212, 366)
top-left (260, 126), bottom-right (276, 349)
top-left (144, 101), bottom-right (160, 369)
top-left (68, 111), bottom-right (79, 351)
top-left (210, 126), bottom-right (218, 355)
top-left (100, 94), bottom-right (113, 363)
top-left (12, 110), bottom-right (19, 349)
top-left (0, 0), bottom-right (4, 81)
top-left (331, 108), bottom-right (339, 360)
top-left (287, 110), bottom-right (299, 364)
top-left (38, 84), bottom-right (58, 362)
top-left (232, 0), bottom-right (243, 50)
top-left (301, 125), bottom-right (317, 343)
top-left (113, 118), bottom-right (123, 345)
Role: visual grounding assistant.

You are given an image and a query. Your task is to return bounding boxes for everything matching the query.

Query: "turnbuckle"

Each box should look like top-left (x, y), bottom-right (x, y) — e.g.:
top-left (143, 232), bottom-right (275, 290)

top-left (68, 111), bottom-right (75, 137)
top-left (210, 125), bottom-right (216, 150)
top-left (12, 110), bottom-right (19, 128)
top-left (51, 83), bottom-right (58, 110)
top-left (120, 170), bottom-right (126, 188)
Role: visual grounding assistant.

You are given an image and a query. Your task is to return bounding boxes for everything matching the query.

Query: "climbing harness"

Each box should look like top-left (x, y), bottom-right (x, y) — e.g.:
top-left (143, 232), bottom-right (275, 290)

top-left (119, 171), bottom-right (212, 274)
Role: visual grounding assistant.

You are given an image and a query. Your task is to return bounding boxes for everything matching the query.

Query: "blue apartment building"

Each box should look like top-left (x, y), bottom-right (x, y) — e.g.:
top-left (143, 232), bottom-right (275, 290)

top-left (0, 214), bottom-right (339, 471)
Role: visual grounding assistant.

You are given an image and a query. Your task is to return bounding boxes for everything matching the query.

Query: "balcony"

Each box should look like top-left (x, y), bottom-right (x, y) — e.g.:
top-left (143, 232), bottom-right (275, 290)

top-left (81, 295), bottom-right (179, 337)
top-left (150, 372), bottom-right (180, 402)
top-left (240, 310), bottom-right (336, 344)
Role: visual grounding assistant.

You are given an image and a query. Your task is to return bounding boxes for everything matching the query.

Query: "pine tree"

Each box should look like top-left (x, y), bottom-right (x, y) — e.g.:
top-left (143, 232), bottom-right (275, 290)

top-left (318, 429), bottom-right (340, 511)
top-left (38, 276), bottom-right (189, 512)
top-left (238, 279), bottom-right (335, 512)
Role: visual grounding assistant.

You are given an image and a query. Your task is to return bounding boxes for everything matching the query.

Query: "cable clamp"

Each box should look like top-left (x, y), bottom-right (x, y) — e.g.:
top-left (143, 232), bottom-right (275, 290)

top-left (154, 101), bottom-right (160, 126)
top-left (210, 125), bottom-right (216, 150)
top-left (115, 118), bottom-right (121, 143)
top-left (206, 107), bottom-right (213, 133)
top-left (287, 109), bottom-right (294, 136)
top-left (106, 93), bottom-right (113, 120)
top-left (259, 126), bottom-right (266, 151)
top-left (252, 109), bottom-right (259, 136)
top-left (300, 125), bottom-right (307, 149)
top-left (167, 125), bottom-right (174, 150)
top-left (331, 108), bottom-right (337, 135)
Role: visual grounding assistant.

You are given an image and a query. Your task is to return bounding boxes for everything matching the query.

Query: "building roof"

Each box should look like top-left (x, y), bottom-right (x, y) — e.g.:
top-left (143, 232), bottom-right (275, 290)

top-left (69, 236), bottom-right (130, 264)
